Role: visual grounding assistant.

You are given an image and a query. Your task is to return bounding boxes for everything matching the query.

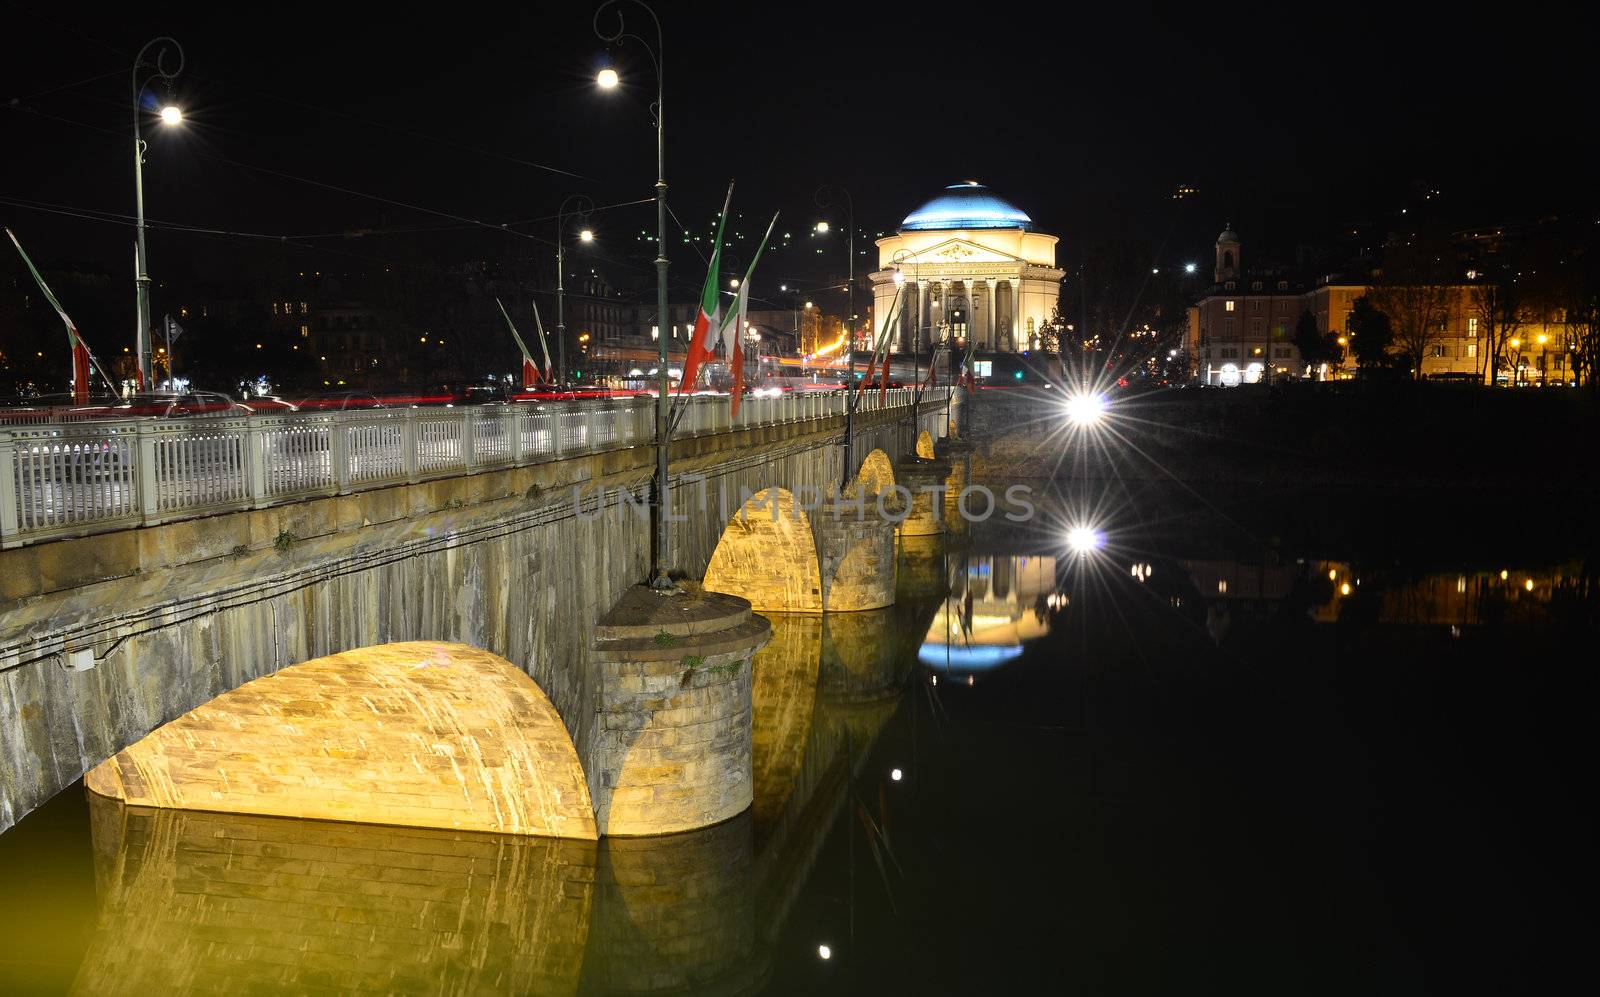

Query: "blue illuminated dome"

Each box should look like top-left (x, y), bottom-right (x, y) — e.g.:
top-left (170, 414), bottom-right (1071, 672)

top-left (901, 181), bottom-right (1033, 232)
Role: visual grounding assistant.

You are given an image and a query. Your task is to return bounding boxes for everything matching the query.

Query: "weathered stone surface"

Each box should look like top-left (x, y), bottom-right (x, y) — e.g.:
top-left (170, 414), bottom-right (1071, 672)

top-left (812, 499), bottom-right (897, 612)
top-left (895, 454), bottom-right (954, 537)
top-left (84, 641), bottom-right (598, 839)
top-left (74, 798), bottom-right (596, 995)
top-left (702, 489), bottom-right (823, 613)
top-left (591, 587), bottom-right (770, 837)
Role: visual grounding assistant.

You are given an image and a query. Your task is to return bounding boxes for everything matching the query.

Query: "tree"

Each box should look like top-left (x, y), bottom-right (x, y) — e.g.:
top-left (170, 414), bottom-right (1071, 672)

top-left (1368, 231), bottom-right (1454, 379)
top-left (1557, 246), bottom-right (1600, 394)
top-left (1292, 309), bottom-right (1327, 372)
top-left (1470, 277), bottom-right (1519, 387)
top-left (1347, 295), bottom-right (1393, 367)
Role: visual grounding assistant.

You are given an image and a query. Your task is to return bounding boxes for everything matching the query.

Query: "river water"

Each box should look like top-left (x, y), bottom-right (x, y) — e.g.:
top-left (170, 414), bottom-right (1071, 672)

top-left (1, 479), bottom-right (1592, 994)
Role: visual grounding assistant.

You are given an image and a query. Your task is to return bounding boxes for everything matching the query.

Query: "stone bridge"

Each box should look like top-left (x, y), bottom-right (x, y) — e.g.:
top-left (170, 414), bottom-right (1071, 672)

top-left (0, 390), bottom-right (962, 836)
top-left (65, 585), bottom-right (948, 993)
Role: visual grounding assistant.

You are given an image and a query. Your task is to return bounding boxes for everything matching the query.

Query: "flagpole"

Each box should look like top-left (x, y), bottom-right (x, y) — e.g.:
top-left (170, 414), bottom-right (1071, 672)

top-left (816, 185), bottom-right (856, 491)
top-left (596, 0), bottom-right (674, 591)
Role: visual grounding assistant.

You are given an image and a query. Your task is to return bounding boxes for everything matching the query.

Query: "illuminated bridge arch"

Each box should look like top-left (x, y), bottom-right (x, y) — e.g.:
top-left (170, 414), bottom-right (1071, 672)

top-left (703, 487), bottom-right (823, 612)
top-left (86, 641), bottom-right (597, 840)
top-left (846, 448), bottom-right (897, 500)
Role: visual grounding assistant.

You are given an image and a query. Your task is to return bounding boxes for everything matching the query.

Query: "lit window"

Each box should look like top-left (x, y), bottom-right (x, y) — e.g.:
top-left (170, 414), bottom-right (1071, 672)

top-left (1468, 317), bottom-right (1478, 338)
top-left (1225, 300), bottom-right (1236, 312)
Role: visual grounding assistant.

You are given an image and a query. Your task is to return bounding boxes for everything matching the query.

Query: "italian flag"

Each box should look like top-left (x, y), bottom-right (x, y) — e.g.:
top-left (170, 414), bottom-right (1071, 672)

top-left (8, 227), bottom-right (99, 403)
top-left (679, 182), bottom-right (735, 393)
top-left (495, 297), bottom-right (546, 389)
top-left (712, 212), bottom-right (779, 418)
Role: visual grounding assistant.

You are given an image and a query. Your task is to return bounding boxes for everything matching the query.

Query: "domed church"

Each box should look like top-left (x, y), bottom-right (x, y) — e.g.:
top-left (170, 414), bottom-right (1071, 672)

top-left (872, 181), bottom-right (1064, 355)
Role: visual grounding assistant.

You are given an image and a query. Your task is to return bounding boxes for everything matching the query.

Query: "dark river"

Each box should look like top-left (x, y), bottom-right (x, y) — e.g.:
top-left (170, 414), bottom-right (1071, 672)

top-left (1, 479), bottom-right (1592, 994)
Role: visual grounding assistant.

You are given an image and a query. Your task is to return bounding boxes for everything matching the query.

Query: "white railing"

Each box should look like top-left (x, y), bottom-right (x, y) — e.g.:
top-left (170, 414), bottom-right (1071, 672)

top-left (1, 389), bottom-right (949, 548)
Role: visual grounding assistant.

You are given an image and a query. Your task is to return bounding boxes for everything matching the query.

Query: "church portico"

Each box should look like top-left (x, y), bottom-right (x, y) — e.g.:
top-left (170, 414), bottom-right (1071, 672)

top-left (871, 182), bottom-right (1064, 358)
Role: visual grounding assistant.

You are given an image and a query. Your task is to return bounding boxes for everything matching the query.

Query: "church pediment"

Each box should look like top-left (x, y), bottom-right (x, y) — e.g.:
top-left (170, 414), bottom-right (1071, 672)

top-left (897, 238), bottom-right (1026, 266)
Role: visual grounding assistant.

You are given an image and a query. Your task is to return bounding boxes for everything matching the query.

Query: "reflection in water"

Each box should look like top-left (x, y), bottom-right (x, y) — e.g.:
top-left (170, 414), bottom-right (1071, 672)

top-left (920, 554), bottom-right (1058, 674)
top-left (580, 813), bottom-right (764, 995)
top-left (73, 589), bottom-right (945, 997)
top-left (1180, 557), bottom-right (1591, 629)
top-left (76, 797), bottom-right (596, 995)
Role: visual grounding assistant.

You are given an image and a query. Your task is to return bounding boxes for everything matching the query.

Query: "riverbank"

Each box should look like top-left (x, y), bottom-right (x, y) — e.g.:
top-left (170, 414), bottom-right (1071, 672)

top-left (965, 381), bottom-right (1600, 491)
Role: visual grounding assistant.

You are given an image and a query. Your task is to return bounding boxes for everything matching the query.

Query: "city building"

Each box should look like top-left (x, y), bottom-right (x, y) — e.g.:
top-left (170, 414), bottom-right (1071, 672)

top-left (1187, 226), bottom-right (1578, 385)
top-left (870, 182), bottom-right (1065, 355)
top-left (1187, 225), bottom-right (1315, 385)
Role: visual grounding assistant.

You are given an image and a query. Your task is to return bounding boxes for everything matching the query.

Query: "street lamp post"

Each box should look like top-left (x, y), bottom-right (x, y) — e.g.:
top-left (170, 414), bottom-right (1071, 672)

top-left (816, 185), bottom-right (855, 490)
top-left (556, 195), bottom-right (594, 388)
top-left (596, 0), bottom-right (675, 590)
top-left (132, 36), bottom-right (184, 392)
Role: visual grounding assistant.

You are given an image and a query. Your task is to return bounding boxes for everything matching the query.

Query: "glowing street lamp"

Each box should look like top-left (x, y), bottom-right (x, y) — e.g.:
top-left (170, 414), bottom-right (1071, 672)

top-left (1066, 525), bottom-right (1102, 555)
top-left (579, 228), bottom-right (594, 243)
top-left (132, 35), bottom-right (185, 390)
top-left (596, 67), bottom-right (620, 89)
top-left (1064, 391), bottom-right (1107, 427)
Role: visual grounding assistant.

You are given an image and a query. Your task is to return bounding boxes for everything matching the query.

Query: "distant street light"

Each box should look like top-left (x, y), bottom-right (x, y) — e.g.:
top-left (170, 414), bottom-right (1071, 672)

top-left (1184, 262), bottom-right (1197, 274)
top-left (132, 35), bottom-right (185, 391)
top-left (556, 194), bottom-right (594, 387)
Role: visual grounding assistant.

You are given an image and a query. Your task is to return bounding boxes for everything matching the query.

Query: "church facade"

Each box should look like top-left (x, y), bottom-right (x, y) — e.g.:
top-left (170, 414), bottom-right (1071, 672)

top-left (870, 182), bottom-right (1064, 355)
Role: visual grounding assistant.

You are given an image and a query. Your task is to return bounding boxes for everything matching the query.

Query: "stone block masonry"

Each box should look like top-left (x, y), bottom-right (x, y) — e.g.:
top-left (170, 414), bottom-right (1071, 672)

top-left (590, 587), bottom-right (771, 837)
top-left (0, 394), bottom-right (957, 834)
top-left (84, 642), bottom-right (597, 839)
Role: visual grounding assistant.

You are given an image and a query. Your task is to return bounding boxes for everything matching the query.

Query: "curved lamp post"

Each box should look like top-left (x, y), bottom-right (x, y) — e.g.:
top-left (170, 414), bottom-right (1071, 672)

top-left (595, 0), bottom-right (675, 590)
top-left (815, 184), bottom-right (855, 490)
top-left (132, 36), bottom-right (185, 392)
top-left (556, 194), bottom-right (595, 388)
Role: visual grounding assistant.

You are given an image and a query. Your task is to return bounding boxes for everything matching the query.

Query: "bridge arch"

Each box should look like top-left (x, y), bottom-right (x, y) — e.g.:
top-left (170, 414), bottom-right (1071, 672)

top-left (703, 488), bottom-right (823, 612)
top-left (846, 447), bottom-right (897, 500)
top-left (85, 641), bottom-right (597, 839)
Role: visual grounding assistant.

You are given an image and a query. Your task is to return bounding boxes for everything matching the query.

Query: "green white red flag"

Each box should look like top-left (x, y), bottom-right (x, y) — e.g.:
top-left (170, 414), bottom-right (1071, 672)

top-left (495, 297), bottom-right (544, 388)
top-left (714, 212), bottom-right (779, 418)
top-left (679, 181), bottom-right (735, 394)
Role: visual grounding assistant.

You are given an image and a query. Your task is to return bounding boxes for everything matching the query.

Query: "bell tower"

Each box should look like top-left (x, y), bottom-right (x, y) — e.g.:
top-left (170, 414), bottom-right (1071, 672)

top-left (1215, 224), bottom-right (1241, 284)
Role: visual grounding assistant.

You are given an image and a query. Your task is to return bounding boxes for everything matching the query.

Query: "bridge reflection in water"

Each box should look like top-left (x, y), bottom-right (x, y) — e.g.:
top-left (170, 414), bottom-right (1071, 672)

top-left (71, 543), bottom-right (949, 996)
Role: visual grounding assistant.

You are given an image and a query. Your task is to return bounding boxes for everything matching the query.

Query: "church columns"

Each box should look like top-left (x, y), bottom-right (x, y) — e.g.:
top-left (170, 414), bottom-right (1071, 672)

top-left (986, 278), bottom-right (997, 349)
top-left (1014, 279), bottom-right (1026, 349)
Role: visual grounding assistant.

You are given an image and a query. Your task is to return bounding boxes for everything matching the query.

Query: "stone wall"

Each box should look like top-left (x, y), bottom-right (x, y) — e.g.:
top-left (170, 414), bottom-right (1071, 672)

top-left (84, 642), bottom-right (596, 839)
top-left (0, 400), bottom-right (953, 834)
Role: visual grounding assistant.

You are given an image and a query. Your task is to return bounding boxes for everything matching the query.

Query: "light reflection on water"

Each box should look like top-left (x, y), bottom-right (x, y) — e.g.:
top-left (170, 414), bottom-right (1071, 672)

top-left (6, 481), bottom-right (1596, 994)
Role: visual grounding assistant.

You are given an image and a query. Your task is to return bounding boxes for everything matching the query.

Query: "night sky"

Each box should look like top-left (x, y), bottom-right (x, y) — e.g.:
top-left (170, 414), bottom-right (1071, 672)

top-left (2, 2), bottom-right (1592, 300)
